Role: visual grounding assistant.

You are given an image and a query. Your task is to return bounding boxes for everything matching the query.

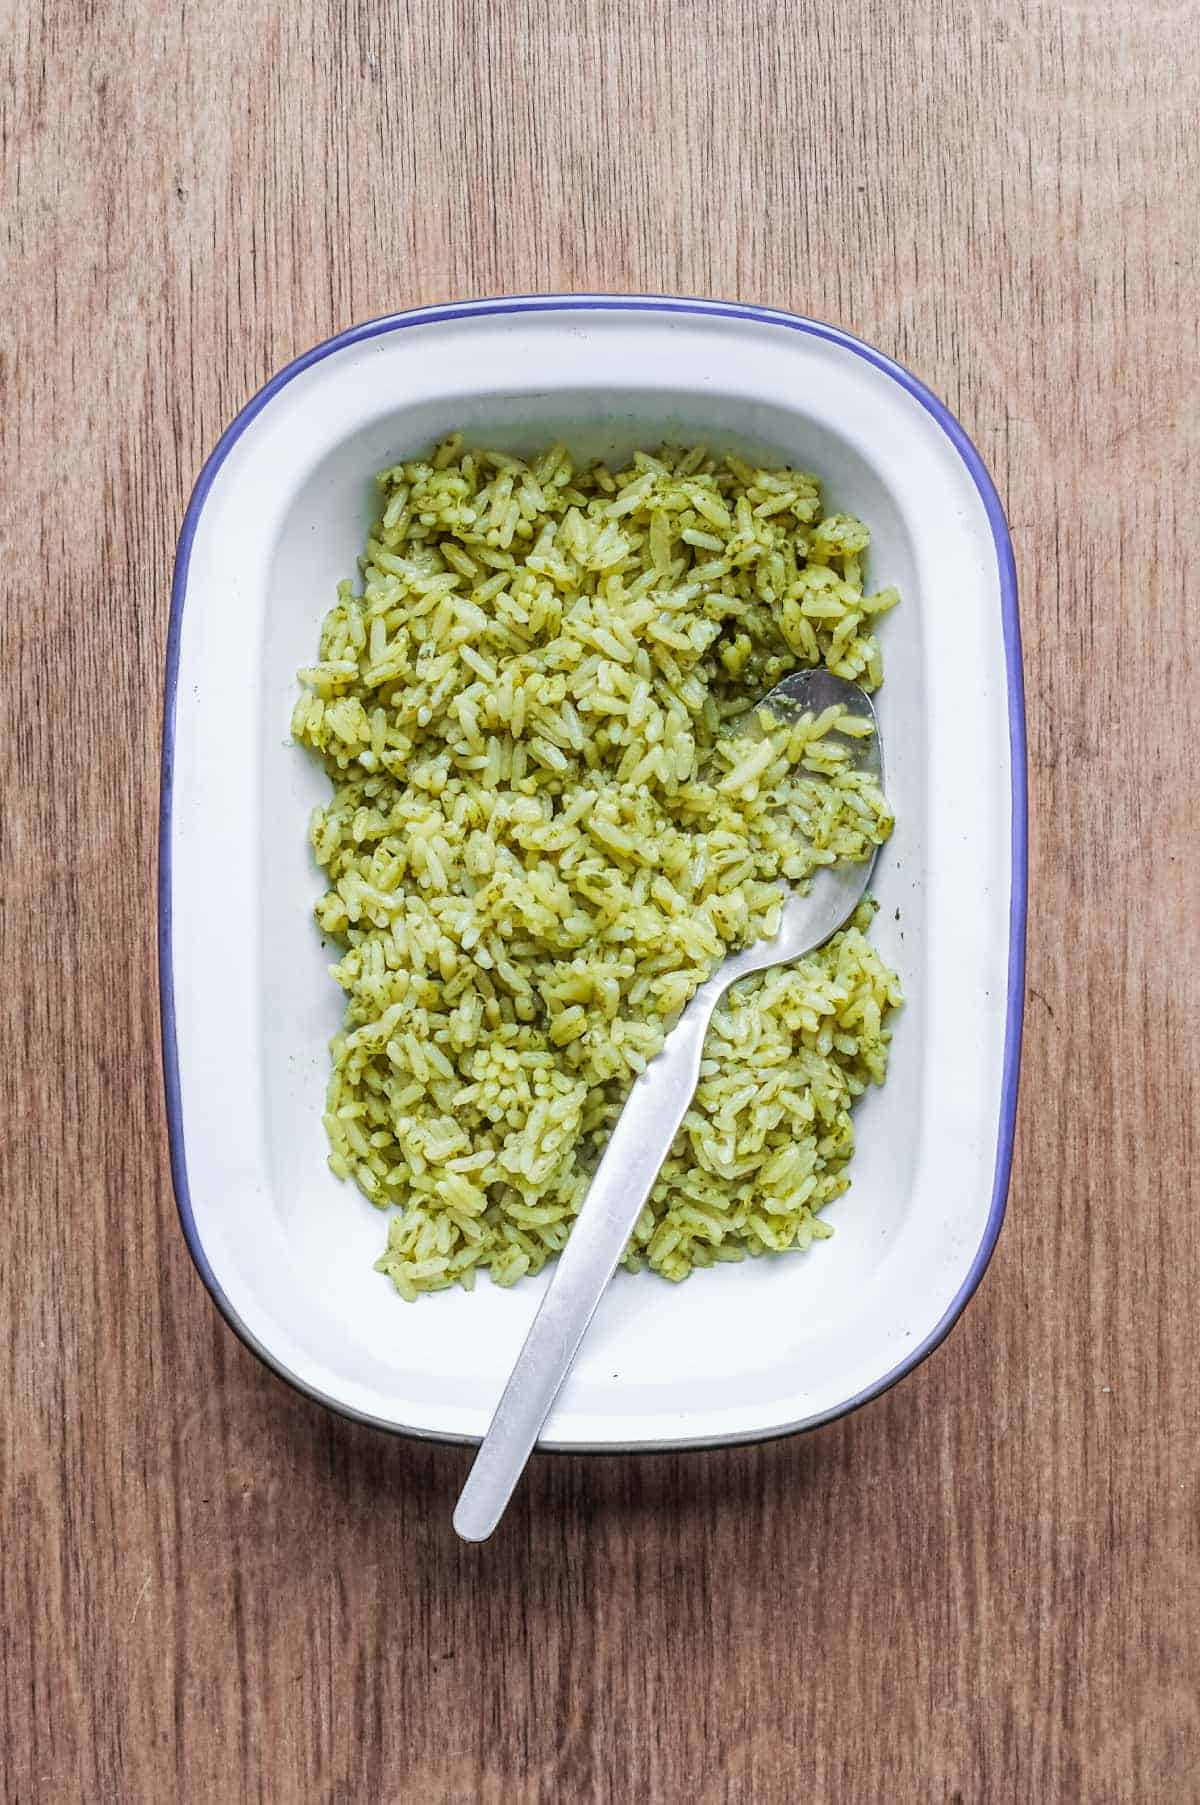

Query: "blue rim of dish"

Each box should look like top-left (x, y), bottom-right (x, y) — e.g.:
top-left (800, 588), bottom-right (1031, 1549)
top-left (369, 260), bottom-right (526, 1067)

top-left (160, 294), bottom-right (1026, 1451)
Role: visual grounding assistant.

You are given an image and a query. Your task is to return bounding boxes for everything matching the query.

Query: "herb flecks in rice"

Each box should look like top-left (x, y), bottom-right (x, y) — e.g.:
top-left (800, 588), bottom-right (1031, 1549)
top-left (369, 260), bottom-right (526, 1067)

top-left (292, 438), bottom-right (902, 1298)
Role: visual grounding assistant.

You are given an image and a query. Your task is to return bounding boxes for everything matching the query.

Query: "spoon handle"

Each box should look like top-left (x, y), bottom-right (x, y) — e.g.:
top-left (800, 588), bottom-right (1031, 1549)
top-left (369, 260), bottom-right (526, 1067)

top-left (452, 972), bottom-right (725, 1542)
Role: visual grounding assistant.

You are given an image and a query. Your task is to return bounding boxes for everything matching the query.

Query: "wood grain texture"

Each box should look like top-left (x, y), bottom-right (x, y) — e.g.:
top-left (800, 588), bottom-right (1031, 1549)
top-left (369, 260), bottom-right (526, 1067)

top-left (3, 0), bottom-right (1198, 1798)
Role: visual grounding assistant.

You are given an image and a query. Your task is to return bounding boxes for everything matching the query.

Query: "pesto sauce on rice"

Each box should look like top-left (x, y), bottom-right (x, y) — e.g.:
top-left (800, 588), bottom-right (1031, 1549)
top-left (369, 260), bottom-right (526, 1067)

top-left (292, 438), bottom-right (903, 1298)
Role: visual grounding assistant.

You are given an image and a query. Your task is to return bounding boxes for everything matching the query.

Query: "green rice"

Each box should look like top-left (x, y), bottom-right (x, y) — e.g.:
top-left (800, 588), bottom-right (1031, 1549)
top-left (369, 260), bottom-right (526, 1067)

top-left (292, 437), bottom-right (902, 1299)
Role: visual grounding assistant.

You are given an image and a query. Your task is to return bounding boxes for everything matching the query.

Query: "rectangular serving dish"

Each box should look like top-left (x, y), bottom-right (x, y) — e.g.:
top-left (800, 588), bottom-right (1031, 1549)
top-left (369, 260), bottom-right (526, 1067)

top-left (161, 297), bottom-right (1025, 1449)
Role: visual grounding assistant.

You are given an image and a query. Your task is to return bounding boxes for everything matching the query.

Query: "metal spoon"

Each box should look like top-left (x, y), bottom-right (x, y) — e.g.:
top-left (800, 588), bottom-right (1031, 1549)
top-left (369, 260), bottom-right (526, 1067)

top-left (453, 668), bottom-right (883, 1541)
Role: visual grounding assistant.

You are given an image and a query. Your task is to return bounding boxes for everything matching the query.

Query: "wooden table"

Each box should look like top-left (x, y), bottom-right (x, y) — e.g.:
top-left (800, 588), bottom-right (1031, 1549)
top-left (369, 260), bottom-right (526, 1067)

top-left (5, 2), bottom-right (1198, 1798)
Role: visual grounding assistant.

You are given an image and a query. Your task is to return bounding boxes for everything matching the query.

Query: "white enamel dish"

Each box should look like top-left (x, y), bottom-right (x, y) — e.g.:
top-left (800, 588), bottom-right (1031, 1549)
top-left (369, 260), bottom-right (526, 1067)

top-left (160, 296), bottom-right (1026, 1450)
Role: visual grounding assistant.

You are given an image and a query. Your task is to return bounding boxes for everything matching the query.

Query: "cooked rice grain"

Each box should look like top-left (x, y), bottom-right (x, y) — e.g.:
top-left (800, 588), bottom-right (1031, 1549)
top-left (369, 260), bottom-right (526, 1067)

top-left (293, 438), bottom-right (902, 1298)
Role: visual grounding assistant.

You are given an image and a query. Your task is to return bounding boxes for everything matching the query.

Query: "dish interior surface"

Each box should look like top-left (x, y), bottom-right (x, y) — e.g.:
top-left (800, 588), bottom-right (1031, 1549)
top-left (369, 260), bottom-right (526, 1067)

top-left (165, 302), bottom-right (1020, 1446)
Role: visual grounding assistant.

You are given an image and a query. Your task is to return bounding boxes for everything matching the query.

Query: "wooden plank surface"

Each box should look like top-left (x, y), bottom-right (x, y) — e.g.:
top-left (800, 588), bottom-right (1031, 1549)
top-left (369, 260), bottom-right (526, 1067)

top-left (4, 0), bottom-right (1198, 1798)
